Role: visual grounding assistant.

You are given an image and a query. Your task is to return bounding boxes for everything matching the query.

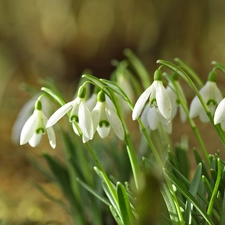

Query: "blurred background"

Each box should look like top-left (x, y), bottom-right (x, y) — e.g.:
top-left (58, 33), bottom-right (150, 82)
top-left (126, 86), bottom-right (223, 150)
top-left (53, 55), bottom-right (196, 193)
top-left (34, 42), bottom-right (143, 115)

top-left (1, 0), bottom-right (225, 224)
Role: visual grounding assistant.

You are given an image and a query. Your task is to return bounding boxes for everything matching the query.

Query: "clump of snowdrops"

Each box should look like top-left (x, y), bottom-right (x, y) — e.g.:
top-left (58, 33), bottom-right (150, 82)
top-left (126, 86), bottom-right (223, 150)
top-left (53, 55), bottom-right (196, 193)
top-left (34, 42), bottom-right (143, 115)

top-left (13, 49), bottom-right (225, 225)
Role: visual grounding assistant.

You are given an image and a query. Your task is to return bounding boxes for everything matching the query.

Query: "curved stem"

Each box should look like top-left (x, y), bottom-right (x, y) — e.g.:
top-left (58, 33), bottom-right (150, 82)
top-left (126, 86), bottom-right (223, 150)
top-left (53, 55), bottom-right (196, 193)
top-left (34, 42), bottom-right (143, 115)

top-left (157, 60), bottom-right (225, 146)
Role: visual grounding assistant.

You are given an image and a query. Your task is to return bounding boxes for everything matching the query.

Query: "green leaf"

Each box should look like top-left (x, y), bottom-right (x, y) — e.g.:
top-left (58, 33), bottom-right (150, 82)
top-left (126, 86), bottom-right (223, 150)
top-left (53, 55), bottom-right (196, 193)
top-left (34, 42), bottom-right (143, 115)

top-left (184, 163), bottom-right (202, 225)
top-left (42, 153), bottom-right (77, 208)
top-left (82, 74), bottom-right (110, 95)
top-left (110, 205), bottom-right (123, 225)
top-left (117, 182), bottom-right (133, 225)
top-left (41, 86), bottom-right (65, 106)
top-left (175, 145), bottom-right (190, 179)
top-left (164, 168), bottom-right (213, 225)
top-left (76, 178), bottom-right (110, 206)
top-left (220, 188), bottom-right (225, 224)
top-left (100, 78), bottom-right (133, 108)
top-left (193, 148), bottom-right (209, 179)
top-left (174, 58), bottom-right (203, 87)
top-left (161, 184), bottom-right (180, 224)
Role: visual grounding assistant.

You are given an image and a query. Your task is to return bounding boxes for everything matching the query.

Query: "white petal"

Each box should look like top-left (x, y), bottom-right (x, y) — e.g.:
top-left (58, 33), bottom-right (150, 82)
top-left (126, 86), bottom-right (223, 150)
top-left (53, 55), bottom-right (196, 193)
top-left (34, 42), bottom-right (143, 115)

top-left (82, 134), bottom-right (90, 143)
top-left (42, 113), bottom-right (56, 148)
top-left (12, 95), bottom-right (38, 144)
top-left (162, 121), bottom-right (172, 134)
top-left (147, 107), bottom-right (159, 130)
top-left (221, 120), bottom-right (225, 131)
top-left (78, 101), bottom-right (93, 139)
top-left (97, 126), bottom-right (111, 139)
top-left (179, 105), bottom-right (187, 123)
top-left (86, 93), bottom-right (97, 111)
top-left (46, 100), bottom-right (75, 127)
top-left (155, 81), bottom-right (172, 120)
top-left (199, 82), bottom-right (211, 100)
top-left (167, 84), bottom-right (178, 120)
top-left (213, 84), bottom-right (223, 103)
top-left (29, 133), bottom-right (42, 147)
top-left (189, 96), bottom-right (203, 118)
top-left (214, 98), bottom-right (225, 124)
top-left (199, 110), bottom-right (210, 123)
top-left (91, 102), bottom-right (101, 134)
top-left (106, 107), bottom-right (124, 140)
top-left (132, 85), bottom-right (152, 120)
top-left (140, 105), bottom-right (150, 128)
top-left (72, 123), bottom-right (81, 136)
top-left (20, 112), bottom-right (37, 145)
top-left (46, 127), bottom-right (56, 148)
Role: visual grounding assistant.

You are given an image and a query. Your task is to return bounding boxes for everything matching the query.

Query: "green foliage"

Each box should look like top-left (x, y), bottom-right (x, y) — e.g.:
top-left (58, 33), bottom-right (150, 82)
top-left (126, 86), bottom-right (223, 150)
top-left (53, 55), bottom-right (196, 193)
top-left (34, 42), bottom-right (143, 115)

top-left (18, 51), bottom-right (225, 224)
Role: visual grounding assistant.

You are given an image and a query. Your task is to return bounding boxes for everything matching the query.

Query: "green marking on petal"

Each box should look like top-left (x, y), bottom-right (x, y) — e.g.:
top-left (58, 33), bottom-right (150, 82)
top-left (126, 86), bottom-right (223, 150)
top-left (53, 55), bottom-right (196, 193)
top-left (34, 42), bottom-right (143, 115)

top-left (99, 120), bottom-right (110, 127)
top-left (36, 128), bottom-right (45, 134)
top-left (70, 115), bottom-right (79, 123)
top-left (176, 99), bottom-right (180, 105)
top-left (150, 98), bottom-right (157, 107)
top-left (207, 99), bottom-right (217, 106)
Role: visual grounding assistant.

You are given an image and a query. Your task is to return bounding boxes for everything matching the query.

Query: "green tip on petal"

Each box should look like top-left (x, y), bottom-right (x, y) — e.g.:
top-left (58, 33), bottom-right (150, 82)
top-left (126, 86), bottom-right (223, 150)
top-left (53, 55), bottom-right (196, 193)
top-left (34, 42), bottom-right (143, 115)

top-left (35, 100), bottom-right (42, 110)
top-left (154, 69), bottom-right (162, 81)
top-left (78, 85), bottom-right (86, 98)
top-left (207, 69), bottom-right (217, 82)
top-left (97, 90), bottom-right (105, 102)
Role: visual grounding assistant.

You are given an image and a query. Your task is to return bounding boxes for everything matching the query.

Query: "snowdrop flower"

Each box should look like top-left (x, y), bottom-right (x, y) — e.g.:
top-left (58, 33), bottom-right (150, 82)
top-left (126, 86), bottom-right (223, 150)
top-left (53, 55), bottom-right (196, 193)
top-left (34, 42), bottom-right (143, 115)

top-left (190, 71), bottom-right (222, 123)
top-left (166, 74), bottom-right (187, 123)
top-left (91, 90), bottom-right (124, 140)
top-left (46, 85), bottom-right (93, 142)
top-left (141, 104), bottom-right (172, 134)
top-left (132, 69), bottom-right (172, 122)
top-left (20, 100), bottom-right (56, 148)
top-left (214, 98), bottom-right (225, 131)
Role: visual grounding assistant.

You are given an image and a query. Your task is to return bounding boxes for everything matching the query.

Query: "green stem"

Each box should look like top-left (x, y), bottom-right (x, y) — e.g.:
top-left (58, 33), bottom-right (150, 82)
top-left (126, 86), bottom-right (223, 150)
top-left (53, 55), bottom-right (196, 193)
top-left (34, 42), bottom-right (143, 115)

top-left (174, 58), bottom-right (203, 87)
top-left (124, 132), bottom-right (141, 190)
top-left (207, 158), bottom-right (221, 216)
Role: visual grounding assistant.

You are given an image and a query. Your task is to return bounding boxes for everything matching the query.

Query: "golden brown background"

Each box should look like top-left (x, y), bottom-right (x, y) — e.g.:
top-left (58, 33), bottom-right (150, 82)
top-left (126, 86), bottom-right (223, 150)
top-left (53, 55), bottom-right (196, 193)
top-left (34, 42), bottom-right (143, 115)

top-left (1, 0), bottom-right (225, 224)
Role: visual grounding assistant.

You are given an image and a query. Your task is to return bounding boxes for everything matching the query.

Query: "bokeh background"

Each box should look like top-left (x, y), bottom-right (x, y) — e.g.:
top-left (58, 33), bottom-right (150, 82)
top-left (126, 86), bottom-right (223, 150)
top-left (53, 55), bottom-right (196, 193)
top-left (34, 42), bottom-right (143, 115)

top-left (1, 0), bottom-right (225, 224)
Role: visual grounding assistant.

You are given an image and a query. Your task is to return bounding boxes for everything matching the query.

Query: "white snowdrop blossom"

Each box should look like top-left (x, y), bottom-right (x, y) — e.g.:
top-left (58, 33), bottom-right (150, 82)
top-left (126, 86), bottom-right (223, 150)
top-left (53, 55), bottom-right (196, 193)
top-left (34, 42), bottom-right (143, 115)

top-left (132, 69), bottom-right (172, 123)
top-left (190, 79), bottom-right (222, 123)
top-left (20, 100), bottom-right (56, 148)
top-left (140, 104), bottom-right (172, 134)
top-left (166, 79), bottom-right (187, 123)
top-left (46, 85), bottom-right (93, 143)
top-left (91, 91), bottom-right (124, 140)
top-left (214, 98), bottom-right (225, 131)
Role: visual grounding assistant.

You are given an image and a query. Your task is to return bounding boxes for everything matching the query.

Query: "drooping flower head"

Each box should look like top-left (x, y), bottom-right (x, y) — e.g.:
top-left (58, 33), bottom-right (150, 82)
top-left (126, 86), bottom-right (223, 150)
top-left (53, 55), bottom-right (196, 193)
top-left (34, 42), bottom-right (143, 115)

top-left (20, 99), bottom-right (56, 148)
top-left (166, 73), bottom-right (187, 123)
top-left (132, 69), bottom-right (172, 122)
top-left (46, 85), bottom-right (93, 142)
top-left (91, 90), bottom-right (124, 140)
top-left (189, 70), bottom-right (223, 123)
